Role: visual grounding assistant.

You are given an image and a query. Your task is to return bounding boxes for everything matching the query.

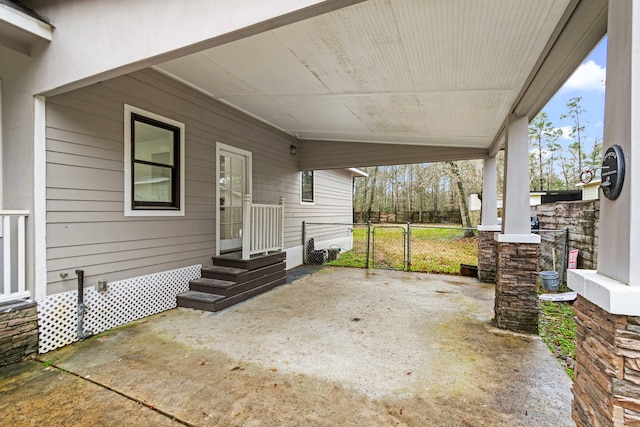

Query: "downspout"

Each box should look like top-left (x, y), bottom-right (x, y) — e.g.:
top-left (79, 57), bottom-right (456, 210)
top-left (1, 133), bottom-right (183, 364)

top-left (76, 269), bottom-right (92, 340)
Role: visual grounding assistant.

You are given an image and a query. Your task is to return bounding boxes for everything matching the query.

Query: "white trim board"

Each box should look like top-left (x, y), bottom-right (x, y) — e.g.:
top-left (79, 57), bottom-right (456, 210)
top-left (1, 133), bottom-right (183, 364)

top-left (34, 96), bottom-right (47, 300)
top-left (568, 269), bottom-right (640, 316)
top-left (494, 233), bottom-right (541, 244)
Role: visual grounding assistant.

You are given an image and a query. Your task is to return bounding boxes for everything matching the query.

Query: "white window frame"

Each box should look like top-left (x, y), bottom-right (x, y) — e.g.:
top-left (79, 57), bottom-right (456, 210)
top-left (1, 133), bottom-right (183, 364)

top-left (300, 170), bottom-right (315, 205)
top-left (124, 105), bottom-right (185, 217)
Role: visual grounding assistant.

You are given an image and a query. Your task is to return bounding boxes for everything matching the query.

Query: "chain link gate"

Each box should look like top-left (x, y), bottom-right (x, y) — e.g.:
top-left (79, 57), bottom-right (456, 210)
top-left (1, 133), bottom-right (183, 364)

top-left (303, 221), bottom-right (569, 281)
top-left (371, 225), bottom-right (407, 270)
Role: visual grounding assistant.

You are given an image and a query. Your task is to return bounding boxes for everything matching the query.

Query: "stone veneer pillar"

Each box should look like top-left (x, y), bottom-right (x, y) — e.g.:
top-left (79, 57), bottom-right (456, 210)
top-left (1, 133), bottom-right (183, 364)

top-left (494, 241), bottom-right (539, 334)
top-left (478, 230), bottom-right (498, 283)
top-left (494, 115), bottom-right (540, 334)
top-left (477, 155), bottom-right (500, 283)
top-left (572, 296), bottom-right (640, 426)
top-left (0, 300), bottom-right (39, 366)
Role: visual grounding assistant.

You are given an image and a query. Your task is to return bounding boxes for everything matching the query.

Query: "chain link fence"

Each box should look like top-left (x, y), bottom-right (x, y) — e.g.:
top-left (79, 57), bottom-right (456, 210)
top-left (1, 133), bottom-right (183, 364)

top-left (535, 228), bottom-right (569, 283)
top-left (303, 222), bottom-right (570, 280)
top-left (303, 222), bottom-right (369, 268)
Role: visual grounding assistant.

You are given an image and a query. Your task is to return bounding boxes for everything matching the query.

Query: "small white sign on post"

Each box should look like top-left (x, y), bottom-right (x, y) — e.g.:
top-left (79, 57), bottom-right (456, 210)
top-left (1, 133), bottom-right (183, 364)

top-left (568, 250), bottom-right (579, 269)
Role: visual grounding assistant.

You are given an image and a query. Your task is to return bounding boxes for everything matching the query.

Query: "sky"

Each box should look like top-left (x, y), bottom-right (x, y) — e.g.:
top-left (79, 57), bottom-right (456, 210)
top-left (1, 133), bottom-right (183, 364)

top-left (539, 36), bottom-right (607, 162)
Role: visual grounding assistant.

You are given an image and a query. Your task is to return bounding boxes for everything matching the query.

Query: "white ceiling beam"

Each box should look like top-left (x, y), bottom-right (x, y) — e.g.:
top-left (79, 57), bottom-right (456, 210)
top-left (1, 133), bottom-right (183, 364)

top-left (298, 140), bottom-right (488, 170)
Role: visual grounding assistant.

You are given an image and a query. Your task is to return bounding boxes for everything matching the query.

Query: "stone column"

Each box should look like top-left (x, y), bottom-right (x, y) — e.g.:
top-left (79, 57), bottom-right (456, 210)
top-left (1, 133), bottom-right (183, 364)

top-left (478, 230), bottom-right (499, 282)
top-left (568, 1), bottom-right (640, 425)
top-left (494, 115), bottom-right (540, 333)
top-left (478, 156), bottom-right (500, 283)
top-left (494, 241), bottom-right (539, 333)
top-left (572, 296), bottom-right (640, 426)
top-left (0, 301), bottom-right (39, 366)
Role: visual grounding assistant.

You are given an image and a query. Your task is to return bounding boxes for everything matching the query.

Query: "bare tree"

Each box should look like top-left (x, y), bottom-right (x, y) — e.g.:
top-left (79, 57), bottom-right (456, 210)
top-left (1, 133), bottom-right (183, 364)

top-left (561, 97), bottom-right (587, 174)
top-left (366, 166), bottom-right (379, 221)
top-left (528, 112), bottom-right (562, 191)
top-left (446, 161), bottom-right (475, 237)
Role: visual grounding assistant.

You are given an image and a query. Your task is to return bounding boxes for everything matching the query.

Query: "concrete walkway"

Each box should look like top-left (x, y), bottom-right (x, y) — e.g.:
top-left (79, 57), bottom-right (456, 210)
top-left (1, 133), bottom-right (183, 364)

top-left (1, 267), bottom-right (574, 426)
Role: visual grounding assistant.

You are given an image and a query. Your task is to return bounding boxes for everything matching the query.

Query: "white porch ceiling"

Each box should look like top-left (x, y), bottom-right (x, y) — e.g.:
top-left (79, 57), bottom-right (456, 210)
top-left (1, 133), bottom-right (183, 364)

top-left (156, 0), bottom-right (593, 152)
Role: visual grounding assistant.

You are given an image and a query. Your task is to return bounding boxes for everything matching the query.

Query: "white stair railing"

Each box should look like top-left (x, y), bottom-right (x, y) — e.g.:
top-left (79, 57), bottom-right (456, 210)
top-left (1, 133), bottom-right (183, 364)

top-left (242, 196), bottom-right (285, 260)
top-left (0, 211), bottom-right (30, 303)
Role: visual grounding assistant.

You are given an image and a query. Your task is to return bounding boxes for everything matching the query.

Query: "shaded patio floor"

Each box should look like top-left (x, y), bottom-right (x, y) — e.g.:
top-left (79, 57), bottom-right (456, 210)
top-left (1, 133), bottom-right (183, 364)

top-left (1, 267), bottom-right (574, 426)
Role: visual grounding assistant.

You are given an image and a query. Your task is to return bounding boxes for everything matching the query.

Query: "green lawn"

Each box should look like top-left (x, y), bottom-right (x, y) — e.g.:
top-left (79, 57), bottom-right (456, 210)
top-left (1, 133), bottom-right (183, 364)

top-left (325, 224), bottom-right (478, 274)
top-left (539, 300), bottom-right (577, 379)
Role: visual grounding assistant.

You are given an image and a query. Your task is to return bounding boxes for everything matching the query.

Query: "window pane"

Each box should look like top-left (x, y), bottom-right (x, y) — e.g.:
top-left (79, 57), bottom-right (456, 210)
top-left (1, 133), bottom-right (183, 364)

top-left (302, 170), bottom-right (314, 202)
top-left (231, 207), bottom-right (243, 222)
top-left (134, 120), bottom-right (174, 166)
top-left (232, 223), bottom-right (243, 239)
top-left (220, 189), bottom-right (230, 207)
top-left (221, 224), bottom-right (233, 240)
top-left (231, 158), bottom-right (242, 174)
top-left (134, 164), bottom-right (172, 202)
top-left (231, 174), bottom-right (243, 192)
top-left (219, 204), bottom-right (229, 223)
top-left (231, 190), bottom-right (242, 207)
top-left (219, 173), bottom-right (229, 191)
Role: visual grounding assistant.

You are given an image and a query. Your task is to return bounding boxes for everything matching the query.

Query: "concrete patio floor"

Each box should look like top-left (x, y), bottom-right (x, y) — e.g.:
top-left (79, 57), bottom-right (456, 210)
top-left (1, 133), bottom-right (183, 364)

top-left (1, 267), bottom-right (574, 426)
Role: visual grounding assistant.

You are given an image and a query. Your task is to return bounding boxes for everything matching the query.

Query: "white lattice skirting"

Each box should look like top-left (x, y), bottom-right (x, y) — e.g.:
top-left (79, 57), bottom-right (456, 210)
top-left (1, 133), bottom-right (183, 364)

top-left (37, 265), bottom-right (201, 354)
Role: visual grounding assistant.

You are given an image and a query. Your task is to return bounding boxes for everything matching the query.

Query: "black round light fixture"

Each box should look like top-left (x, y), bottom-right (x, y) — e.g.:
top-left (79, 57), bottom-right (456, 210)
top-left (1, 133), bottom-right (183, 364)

top-left (601, 144), bottom-right (625, 200)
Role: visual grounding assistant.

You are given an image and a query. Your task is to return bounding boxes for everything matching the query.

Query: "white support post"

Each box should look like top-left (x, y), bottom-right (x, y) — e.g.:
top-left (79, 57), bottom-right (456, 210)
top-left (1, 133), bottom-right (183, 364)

top-left (34, 96), bottom-right (47, 300)
top-left (3, 216), bottom-right (10, 295)
top-left (279, 196), bottom-right (285, 252)
top-left (0, 80), bottom-right (3, 210)
top-left (498, 115), bottom-right (540, 243)
top-left (242, 194), bottom-right (251, 260)
top-left (479, 156), bottom-right (500, 231)
top-left (17, 215), bottom-right (26, 294)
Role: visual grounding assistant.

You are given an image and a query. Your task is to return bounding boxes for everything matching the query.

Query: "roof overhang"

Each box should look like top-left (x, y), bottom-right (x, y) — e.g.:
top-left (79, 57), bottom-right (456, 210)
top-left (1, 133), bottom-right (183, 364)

top-left (0, 2), bottom-right (51, 55)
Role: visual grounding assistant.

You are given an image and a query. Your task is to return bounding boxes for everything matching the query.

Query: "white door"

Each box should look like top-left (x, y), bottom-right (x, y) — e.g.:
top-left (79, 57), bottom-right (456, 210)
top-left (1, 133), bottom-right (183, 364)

top-left (217, 144), bottom-right (251, 253)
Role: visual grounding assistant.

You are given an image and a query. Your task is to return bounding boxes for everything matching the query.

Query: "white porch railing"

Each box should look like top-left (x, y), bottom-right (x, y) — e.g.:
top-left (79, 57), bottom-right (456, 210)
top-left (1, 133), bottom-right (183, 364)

top-left (0, 210), bottom-right (30, 303)
top-left (242, 195), bottom-right (285, 260)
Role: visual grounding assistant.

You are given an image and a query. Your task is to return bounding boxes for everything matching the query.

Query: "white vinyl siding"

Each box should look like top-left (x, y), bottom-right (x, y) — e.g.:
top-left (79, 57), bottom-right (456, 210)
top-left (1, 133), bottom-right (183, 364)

top-left (44, 69), bottom-right (353, 294)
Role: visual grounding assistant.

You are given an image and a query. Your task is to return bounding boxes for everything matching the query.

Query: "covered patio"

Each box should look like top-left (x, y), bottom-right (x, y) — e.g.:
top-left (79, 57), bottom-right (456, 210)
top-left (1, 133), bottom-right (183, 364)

top-left (5, 0), bottom-right (640, 425)
top-left (2, 267), bottom-right (573, 426)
